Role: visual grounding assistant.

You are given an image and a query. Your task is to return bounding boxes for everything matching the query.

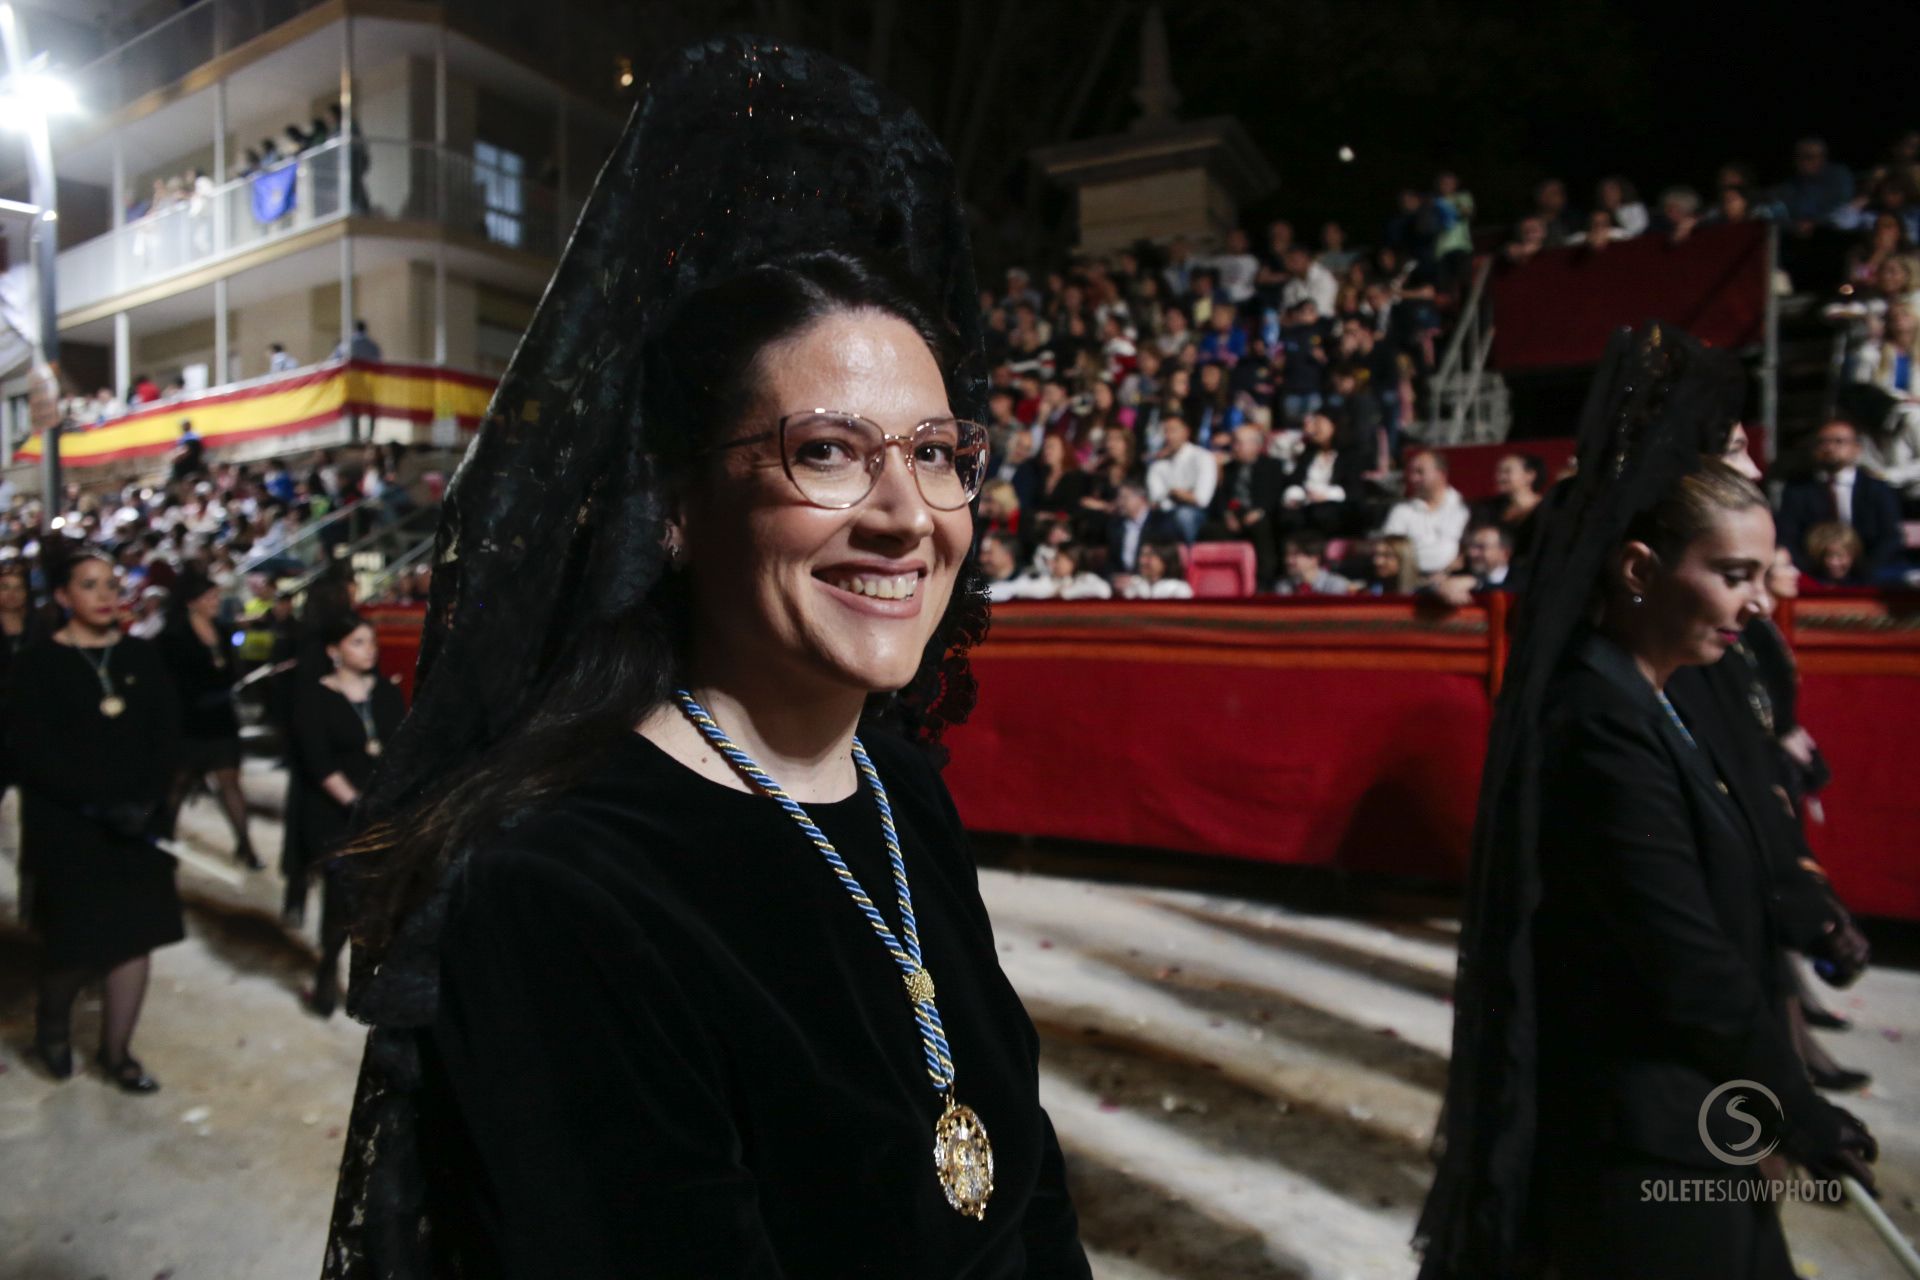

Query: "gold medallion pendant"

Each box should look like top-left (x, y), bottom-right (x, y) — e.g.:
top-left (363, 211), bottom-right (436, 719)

top-left (933, 1097), bottom-right (994, 1220)
top-left (100, 695), bottom-right (127, 718)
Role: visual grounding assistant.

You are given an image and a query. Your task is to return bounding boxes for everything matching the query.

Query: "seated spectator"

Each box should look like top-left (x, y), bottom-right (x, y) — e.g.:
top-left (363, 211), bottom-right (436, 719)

top-left (1118, 540), bottom-right (1194, 600)
top-left (1380, 448), bottom-right (1469, 578)
top-left (1277, 301), bottom-right (1333, 423)
top-left (1185, 361), bottom-right (1241, 442)
top-left (1656, 186), bottom-right (1703, 243)
top-left (1208, 228), bottom-right (1260, 305)
top-left (1032, 542), bottom-right (1112, 600)
top-left (1430, 524), bottom-right (1515, 606)
top-left (1013, 434), bottom-right (1090, 523)
top-left (1472, 451), bottom-right (1546, 561)
top-left (132, 372), bottom-right (160, 404)
top-left (1107, 480), bottom-right (1179, 575)
top-left (1280, 244), bottom-right (1338, 316)
top-left (1850, 304), bottom-right (1920, 505)
top-left (1322, 364), bottom-right (1385, 473)
top-left (1317, 220), bottom-right (1359, 277)
top-left (1594, 175), bottom-right (1650, 237)
top-left (1196, 303), bottom-right (1248, 366)
top-left (1805, 521), bottom-right (1867, 586)
top-left (1842, 212), bottom-right (1913, 290)
top-left (1145, 416), bottom-right (1218, 543)
top-left (1773, 136), bottom-right (1856, 234)
top-left (1531, 178), bottom-right (1579, 245)
top-left (1709, 183), bottom-right (1764, 226)
top-left (975, 478), bottom-right (1022, 545)
top-left (1279, 411), bottom-right (1366, 536)
top-left (1503, 216), bottom-right (1549, 266)
top-left (1363, 534), bottom-right (1421, 595)
top-left (1254, 218), bottom-right (1296, 310)
top-left (1155, 305), bottom-right (1194, 360)
top-left (1202, 424), bottom-right (1286, 583)
top-left (1775, 419), bottom-right (1903, 579)
top-left (979, 532), bottom-right (1048, 603)
top-left (1274, 532), bottom-right (1354, 596)
top-left (269, 342), bottom-right (300, 374)
top-left (1075, 427), bottom-right (1144, 542)
top-left (1576, 207), bottom-right (1628, 248)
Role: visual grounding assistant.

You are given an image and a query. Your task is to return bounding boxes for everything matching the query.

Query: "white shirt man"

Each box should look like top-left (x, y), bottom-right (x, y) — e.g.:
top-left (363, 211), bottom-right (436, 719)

top-left (1280, 248), bottom-right (1339, 316)
top-left (1381, 450), bottom-right (1471, 576)
top-left (1146, 419), bottom-right (1219, 541)
top-left (1207, 230), bottom-right (1262, 304)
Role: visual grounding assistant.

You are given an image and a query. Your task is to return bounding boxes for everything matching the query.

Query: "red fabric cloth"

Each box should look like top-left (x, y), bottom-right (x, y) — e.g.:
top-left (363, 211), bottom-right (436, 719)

top-left (943, 599), bottom-right (1920, 921)
top-left (1490, 222), bottom-right (1771, 372)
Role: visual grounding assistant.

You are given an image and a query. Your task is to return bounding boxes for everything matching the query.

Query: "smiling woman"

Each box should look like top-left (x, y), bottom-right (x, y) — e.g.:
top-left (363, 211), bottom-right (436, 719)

top-left (320, 37), bottom-right (1089, 1280)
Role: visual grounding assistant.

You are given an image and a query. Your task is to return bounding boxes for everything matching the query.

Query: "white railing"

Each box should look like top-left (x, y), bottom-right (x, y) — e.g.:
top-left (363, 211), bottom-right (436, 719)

top-left (56, 137), bottom-right (572, 314)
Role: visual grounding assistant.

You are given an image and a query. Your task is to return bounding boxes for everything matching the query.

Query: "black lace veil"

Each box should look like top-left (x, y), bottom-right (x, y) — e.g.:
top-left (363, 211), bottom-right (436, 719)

top-left (1413, 325), bottom-right (1745, 1277)
top-left (322, 37), bottom-right (988, 1277)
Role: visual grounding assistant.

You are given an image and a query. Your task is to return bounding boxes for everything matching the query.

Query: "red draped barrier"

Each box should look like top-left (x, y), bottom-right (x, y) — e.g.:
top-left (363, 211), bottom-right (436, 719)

top-left (943, 594), bottom-right (1920, 922)
top-left (1489, 222), bottom-right (1771, 372)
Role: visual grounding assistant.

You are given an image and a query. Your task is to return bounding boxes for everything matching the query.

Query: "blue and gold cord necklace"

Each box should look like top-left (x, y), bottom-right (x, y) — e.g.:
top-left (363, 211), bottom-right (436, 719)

top-left (674, 689), bottom-right (995, 1220)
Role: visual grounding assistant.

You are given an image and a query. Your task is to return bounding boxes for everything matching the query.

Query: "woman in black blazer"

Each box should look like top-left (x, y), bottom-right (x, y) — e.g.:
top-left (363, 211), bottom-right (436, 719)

top-left (1278, 411), bottom-right (1368, 535)
top-left (1527, 460), bottom-right (1876, 1278)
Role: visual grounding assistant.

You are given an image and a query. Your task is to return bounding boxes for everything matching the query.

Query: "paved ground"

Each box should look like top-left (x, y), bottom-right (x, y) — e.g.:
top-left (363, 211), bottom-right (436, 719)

top-left (1, 765), bottom-right (1916, 1279)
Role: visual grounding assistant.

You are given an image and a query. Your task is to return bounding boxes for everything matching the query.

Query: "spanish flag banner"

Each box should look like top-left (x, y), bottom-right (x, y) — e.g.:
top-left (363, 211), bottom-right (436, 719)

top-left (17, 360), bottom-right (494, 468)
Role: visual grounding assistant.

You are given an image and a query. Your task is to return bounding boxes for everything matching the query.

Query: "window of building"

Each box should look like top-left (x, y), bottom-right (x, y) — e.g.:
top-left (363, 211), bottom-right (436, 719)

top-left (474, 141), bottom-right (525, 249)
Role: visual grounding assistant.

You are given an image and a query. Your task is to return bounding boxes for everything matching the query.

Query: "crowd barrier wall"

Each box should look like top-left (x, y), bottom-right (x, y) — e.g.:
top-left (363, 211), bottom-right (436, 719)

top-left (363, 593), bottom-right (1920, 921)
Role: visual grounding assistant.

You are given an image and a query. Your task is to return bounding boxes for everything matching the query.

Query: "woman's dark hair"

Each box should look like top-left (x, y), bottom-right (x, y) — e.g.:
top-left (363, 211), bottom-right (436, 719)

top-left (321, 610), bottom-right (374, 648)
top-left (49, 545), bottom-right (113, 592)
top-left (1143, 540), bottom-right (1186, 581)
top-left (352, 248), bottom-right (986, 946)
top-left (166, 566), bottom-right (218, 625)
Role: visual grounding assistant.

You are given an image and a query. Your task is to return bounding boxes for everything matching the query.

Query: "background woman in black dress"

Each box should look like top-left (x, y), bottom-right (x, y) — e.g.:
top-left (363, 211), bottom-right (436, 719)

top-left (288, 612), bottom-right (402, 1016)
top-left (157, 567), bottom-right (258, 868)
top-left (8, 550), bottom-right (182, 1093)
top-left (1417, 331), bottom-right (1878, 1280)
top-left (322, 39), bottom-right (1088, 1279)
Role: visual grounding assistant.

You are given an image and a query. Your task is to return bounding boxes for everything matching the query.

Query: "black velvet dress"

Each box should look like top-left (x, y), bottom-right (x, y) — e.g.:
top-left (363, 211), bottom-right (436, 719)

top-left (288, 677), bottom-right (406, 862)
top-left (7, 637), bottom-right (184, 970)
top-left (157, 619), bottom-right (242, 772)
top-left (414, 729), bottom-right (1090, 1279)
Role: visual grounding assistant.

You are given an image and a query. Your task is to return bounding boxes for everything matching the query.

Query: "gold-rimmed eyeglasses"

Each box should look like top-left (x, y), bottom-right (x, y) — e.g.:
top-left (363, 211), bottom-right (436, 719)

top-left (718, 410), bottom-right (990, 512)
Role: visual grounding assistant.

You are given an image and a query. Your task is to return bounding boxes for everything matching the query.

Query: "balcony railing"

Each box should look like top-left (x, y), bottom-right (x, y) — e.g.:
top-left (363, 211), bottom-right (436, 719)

top-left (56, 137), bottom-right (574, 315)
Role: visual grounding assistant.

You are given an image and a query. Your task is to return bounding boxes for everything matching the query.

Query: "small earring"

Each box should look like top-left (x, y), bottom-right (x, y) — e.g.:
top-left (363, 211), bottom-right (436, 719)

top-left (1631, 593), bottom-right (1644, 606)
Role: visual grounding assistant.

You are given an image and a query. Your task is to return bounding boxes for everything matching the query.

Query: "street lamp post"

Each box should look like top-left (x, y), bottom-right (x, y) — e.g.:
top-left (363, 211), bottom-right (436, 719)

top-left (0, 3), bottom-right (70, 527)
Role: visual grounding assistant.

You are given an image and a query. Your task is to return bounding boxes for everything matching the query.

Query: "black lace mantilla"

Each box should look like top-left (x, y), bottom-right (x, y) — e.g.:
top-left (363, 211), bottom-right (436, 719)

top-left (321, 36), bottom-right (989, 1278)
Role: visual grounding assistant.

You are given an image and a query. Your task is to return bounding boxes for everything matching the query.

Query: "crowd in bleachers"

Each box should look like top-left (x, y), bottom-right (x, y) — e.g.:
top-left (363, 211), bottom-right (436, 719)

top-left (972, 129), bottom-right (1920, 604)
top-left (0, 439), bottom-right (422, 631)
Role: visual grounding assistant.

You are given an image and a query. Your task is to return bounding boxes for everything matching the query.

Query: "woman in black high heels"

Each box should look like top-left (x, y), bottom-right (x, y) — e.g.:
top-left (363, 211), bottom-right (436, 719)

top-left (7, 549), bottom-right (182, 1093)
top-left (286, 612), bottom-right (402, 1016)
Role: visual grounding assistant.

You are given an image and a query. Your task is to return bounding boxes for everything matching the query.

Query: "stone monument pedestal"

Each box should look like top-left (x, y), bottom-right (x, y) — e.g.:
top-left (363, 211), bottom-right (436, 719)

top-left (1032, 118), bottom-right (1276, 255)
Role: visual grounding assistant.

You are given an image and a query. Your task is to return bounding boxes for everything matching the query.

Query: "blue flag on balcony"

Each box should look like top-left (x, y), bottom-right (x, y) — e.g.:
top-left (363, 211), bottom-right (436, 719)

top-left (250, 163), bottom-right (298, 224)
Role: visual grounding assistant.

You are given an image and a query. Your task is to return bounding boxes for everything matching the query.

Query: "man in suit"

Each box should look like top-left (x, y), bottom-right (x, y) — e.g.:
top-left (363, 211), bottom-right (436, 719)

top-left (1105, 481), bottom-right (1176, 577)
top-left (1202, 424), bottom-right (1288, 584)
top-left (1776, 419), bottom-right (1903, 580)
